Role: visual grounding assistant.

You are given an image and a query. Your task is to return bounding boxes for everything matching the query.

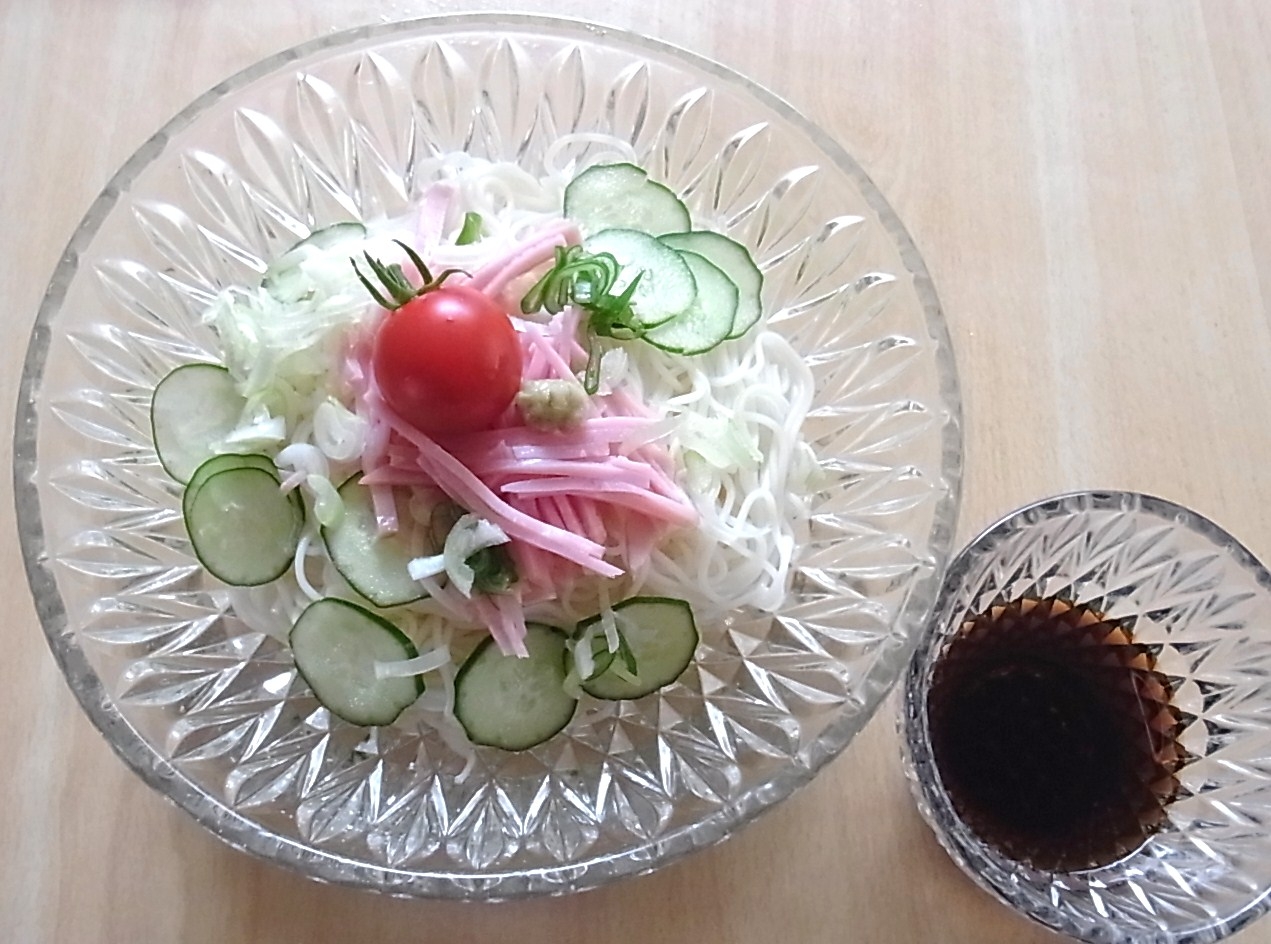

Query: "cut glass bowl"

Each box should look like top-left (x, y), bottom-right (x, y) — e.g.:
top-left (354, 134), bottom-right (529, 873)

top-left (16, 14), bottom-right (961, 897)
top-left (902, 491), bottom-right (1271, 943)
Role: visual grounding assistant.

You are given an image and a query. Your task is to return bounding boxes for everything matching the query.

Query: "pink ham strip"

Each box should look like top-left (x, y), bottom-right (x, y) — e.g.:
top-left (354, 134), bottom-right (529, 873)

top-left (623, 508), bottom-right (660, 572)
top-left (360, 467), bottom-right (443, 487)
top-left (550, 495), bottom-right (587, 538)
top-left (521, 333), bottom-right (549, 382)
top-left (416, 574), bottom-right (473, 622)
top-left (416, 574), bottom-right (531, 658)
top-left (501, 478), bottom-right (698, 527)
top-left (343, 334), bottom-right (402, 534)
top-left (531, 494), bottom-right (568, 533)
top-left (520, 322), bottom-right (580, 382)
top-left (554, 307), bottom-right (586, 363)
top-left (607, 386), bottom-right (658, 420)
top-left (575, 495), bottom-right (608, 546)
top-left (363, 413), bottom-right (398, 534)
top-left (438, 416), bottom-right (655, 455)
top-left (370, 484), bottom-right (398, 534)
top-left (472, 456), bottom-right (654, 487)
top-left (467, 220), bottom-right (580, 296)
top-left (415, 182), bottom-right (456, 249)
top-left (504, 496), bottom-right (589, 600)
top-left (471, 591), bottom-right (530, 658)
top-left (502, 442), bottom-right (607, 462)
top-left (507, 529), bottom-right (551, 597)
top-left (383, 408), bottom-right (622, 578)
top-left (640, 455), bottom-right (686, 498)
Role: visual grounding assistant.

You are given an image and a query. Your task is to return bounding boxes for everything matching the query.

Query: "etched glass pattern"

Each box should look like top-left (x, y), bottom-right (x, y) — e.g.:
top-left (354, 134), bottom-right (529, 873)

top-left (902, 491), bottom-right (1271, 943)
top-left (16, 16), bottom-right (961, 897)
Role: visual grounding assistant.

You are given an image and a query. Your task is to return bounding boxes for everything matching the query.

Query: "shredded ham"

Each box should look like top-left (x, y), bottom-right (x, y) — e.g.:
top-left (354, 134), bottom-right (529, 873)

top-left (501, 478), bottom-right (699, 526)
top-left (383, 409), bottom-right (623, 578)
top-left (415, 182), bottom-right (455, 249)
top-left (466, 219), bottom-right (580, 297)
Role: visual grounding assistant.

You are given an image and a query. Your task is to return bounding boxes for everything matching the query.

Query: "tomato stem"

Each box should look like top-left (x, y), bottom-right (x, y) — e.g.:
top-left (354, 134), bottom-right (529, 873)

top-left (351, 240), bottom-right (469, 311)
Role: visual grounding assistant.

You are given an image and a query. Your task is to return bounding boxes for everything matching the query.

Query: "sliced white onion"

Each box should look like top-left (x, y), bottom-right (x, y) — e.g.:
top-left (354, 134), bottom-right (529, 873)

top-left (374, 645), bottom-right (452, 679)
top-left (223, 414), bottom-right (287, 447)
top-left (314, 399), bottom-right (367, 463)
top-left (442, 515), bottom-right (510, 598)
top-left (597, 582), bottom-right (620, 653)
top-left (276, 442), bottom-right (329, 480)
top-left (408, 554), bottom-right (447, 581)
top-left (571, 623), bottom-right (598, 681)
top-left (305, 474), bottom-right (344, 527)
top-left (597, 346), bottom-right (630, 395)
top-left (293, 532), bottom-right (322, 602)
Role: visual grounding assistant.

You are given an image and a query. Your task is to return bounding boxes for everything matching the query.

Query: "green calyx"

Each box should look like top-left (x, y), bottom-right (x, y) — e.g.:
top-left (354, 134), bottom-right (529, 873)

top-left (352, 240), bottom-right (466, 310)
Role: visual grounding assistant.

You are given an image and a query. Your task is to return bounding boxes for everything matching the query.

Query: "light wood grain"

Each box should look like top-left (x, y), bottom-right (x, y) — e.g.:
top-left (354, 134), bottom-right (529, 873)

top-left (4, 1), bottom-right (1271, 941)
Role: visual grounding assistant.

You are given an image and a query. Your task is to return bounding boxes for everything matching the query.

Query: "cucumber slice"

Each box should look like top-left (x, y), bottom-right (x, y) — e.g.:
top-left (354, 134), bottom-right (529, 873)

top-left (262, 222), bottom-right (367, 297)
top-left (659, 231), bottom-right (763, 339)
top-left (564, 163), bottom-right (690, 237)
top-left (642, 251), bottom-right (739, 356)
top-left (580, 597), bottom-right (699, 700)
top-left (583, 228), bottom-right (697, 329)
top-left (182, 452), bottom-right (278, 522)
top-left (454, 623), bottom-right (577, 750)
top-left (185, 466), bottom-right (304, 587)
top-left (290, 221), bottom-right (367, 252)
top-left (290, 597), bottom-right (424, 727)
top-left (322, 477), bottom-right (426, 608)
top-left (151, 364), bottom-right (246, 484)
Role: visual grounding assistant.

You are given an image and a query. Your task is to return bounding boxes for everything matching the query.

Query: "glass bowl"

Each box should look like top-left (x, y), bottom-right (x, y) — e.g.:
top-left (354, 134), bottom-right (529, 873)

top-left (902, 491), bottom-right (1271, 943)
top-left (15, 14), bottom-right (962, 897)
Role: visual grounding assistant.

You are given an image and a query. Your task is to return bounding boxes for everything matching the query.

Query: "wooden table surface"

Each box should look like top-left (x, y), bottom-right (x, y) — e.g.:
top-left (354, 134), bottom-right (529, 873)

top-left (5, 1), bottom-right (1271, 941)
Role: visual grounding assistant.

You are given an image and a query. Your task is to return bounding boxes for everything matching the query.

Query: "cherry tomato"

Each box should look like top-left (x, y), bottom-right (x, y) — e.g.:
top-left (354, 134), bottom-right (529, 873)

top-left (372, 285), bottom-right (523, 435)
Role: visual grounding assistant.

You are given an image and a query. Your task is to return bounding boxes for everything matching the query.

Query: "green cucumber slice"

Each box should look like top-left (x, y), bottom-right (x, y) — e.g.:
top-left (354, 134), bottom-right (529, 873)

top-left (290, 597), bottom-right (424, 727)
top-left (583, 228), bottom-right (697, 329)
top-left (564, 163), bottom-right (690, 237)
top-left (642, 251), bottom-right (739, 355)
top-left (262, 221), bottom-right (368, 297)
top-left (185, 466), bottom-right (304, 587)
top-left (322, 477), bottom-right (427, 608)
top-left (580, 597), bottom-right (699, 700)
top-left (453, 623), bottom-right (577, 750)
top-left (182, 452), bottom-right (278, 523)
top-left (659, 231), bottom-right (763, 338)
top-left (151, 364), bottom-right (246, 484)
top-left (290, 221), bottom-right (367, 252)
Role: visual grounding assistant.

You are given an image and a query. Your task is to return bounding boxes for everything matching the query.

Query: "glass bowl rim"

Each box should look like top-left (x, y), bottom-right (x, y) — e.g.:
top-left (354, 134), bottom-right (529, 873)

top-left (14, 11), bottom-right (964, 897)
top-left (901, 489), bottom-right (1271, 942)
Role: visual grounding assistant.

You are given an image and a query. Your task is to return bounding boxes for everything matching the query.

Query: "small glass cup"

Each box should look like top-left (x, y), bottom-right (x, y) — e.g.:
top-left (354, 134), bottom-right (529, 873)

top-left (901, 491), bottom-right (1271, 943)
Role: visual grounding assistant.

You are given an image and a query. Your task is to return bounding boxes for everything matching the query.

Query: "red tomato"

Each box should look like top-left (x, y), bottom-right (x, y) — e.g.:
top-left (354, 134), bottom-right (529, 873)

top-left (372, 285), bottom-right (523, 435)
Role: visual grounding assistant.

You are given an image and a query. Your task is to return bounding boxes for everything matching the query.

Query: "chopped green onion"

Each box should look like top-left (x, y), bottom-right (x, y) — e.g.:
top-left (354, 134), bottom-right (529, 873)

top-left (614, 628), bottom-right (638, 677)
top-left (468, 545), bottom-right (517, 594)
top-left (456, 212), bottom-right (483, 246)
top-left (522, 248), bottom-right (650, 395)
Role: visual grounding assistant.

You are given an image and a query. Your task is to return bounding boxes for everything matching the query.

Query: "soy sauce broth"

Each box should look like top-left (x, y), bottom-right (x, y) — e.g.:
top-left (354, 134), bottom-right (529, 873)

top-left (926, 596), bottom-right (1190, 872)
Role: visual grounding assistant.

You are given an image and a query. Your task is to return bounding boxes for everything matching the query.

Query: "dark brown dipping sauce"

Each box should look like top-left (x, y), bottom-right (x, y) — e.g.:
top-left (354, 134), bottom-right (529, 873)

top-left (927, 595), bottom-right (1189, 872)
